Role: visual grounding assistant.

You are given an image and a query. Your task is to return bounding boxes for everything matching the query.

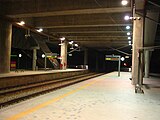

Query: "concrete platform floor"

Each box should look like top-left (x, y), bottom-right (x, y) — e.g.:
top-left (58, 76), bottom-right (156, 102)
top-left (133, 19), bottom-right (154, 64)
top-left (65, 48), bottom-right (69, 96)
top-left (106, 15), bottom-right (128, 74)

top-left (0, 72), bottom-right (160, 120)
top-left (0, 69), bottom-right (85, 78)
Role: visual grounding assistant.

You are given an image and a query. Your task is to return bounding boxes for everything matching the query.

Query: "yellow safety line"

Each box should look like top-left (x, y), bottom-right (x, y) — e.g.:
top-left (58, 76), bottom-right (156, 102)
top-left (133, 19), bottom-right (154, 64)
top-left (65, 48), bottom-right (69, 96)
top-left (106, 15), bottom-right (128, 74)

top-left (5, 79), bottom-right (99, 120)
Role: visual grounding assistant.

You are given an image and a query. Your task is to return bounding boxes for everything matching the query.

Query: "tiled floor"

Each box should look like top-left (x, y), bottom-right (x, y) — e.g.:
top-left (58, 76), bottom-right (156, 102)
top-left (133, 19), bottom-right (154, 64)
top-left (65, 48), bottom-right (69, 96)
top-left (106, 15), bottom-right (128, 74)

top-left (0, 72), bottom-right (160, 120)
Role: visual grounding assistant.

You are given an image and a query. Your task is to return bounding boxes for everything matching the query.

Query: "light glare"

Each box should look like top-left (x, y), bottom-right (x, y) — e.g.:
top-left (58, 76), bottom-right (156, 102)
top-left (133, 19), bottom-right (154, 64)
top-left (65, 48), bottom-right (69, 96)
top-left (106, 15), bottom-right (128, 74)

top-left (121, 0), bottom-right (128, 6)
top-left (126, 26), bottom-right (130, 29)
top-left (124, 15), bottom-right (130, 20)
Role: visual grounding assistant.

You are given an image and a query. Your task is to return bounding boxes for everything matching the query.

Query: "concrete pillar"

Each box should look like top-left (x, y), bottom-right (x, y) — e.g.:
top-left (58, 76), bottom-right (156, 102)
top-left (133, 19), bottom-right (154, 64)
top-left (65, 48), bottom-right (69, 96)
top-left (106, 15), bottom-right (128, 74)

top-left (32, 48), bottom-right (37, 71)
top-left (84, 48), bottom-right (88, 68)
top-left (60, 41), bottom-right (67, 70)
top-left (0, 19), bottom-right (12, 73)
top-left (144, 50), bottom-right (150, 78)
top-left (132, 9), bottom-right (144, 85)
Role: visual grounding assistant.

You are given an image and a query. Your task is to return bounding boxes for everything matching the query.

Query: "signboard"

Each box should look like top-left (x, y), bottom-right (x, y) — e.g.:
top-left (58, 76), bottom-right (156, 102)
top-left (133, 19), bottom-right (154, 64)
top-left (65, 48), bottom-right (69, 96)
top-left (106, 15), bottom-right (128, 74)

top-left (105, 55), bottom-right (120, 61)
top-left (105, 55), bottom-right (121, 77)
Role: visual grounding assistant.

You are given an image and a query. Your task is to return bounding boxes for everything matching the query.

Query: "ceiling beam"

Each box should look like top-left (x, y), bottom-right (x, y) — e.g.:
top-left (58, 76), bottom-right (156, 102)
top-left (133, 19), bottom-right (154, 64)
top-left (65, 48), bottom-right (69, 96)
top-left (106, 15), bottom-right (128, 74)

top-left (51, 31), bottom-right (131, 34)
top-left (34, 13), bottom-right (131, 28)
top-left (41, 24), bottom-right (132, 29)
top-left (7, 7), bottom-right (131, 18)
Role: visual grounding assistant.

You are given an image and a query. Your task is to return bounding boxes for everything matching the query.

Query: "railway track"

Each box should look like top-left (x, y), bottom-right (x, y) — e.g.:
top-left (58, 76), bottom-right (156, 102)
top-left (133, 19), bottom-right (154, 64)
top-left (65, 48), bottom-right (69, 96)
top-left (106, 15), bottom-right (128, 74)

top-left (0, 72), bottom-right (104, 108)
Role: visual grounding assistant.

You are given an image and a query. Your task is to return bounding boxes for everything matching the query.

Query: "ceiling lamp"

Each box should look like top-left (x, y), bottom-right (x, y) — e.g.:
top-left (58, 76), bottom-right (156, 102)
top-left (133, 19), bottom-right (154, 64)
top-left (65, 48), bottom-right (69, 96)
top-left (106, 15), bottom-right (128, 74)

top-left (127, 32), bottom-right (131, 35)
top-left (126, 26), bottom-right (130, 30)
top-left (121, 0), bottom-right (128, 6)
top-left (69, 41), bottom-right (74, 45)
top-left (124, 15), bottom-right (130, 20)
top-left (37, 28), bottom-right (43, 32)
top-left (128, 36), bottom-right (131, 40)
top-left (74, 44), bottom-right (78, 47)
top-left (17, 21), bottom-right (25, 26)
top-left (60, 37), bottom-right (65, 41)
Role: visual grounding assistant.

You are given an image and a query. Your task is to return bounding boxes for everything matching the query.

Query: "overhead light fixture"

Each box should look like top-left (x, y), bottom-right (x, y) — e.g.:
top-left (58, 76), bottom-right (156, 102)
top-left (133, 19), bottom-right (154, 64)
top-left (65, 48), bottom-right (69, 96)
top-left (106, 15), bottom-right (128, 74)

top-left (42, 54), bottom-right (45, 58)
top-left (74, 44), bottom-right (78, 47)
top-left (69, 41), bottom-right (74, 45)
top-left (60, 37), bottom-right (65, 41)
top-left (127, 32), bottom-right (131, 35)
top-left (17, 21), bottom-right (25, 26)
top-left (124, 15), bottom-right (130, 20)
top-left (128, 36), bottom-right (131, 40)
top-left (37, 28), bottom-right (43, 32)
top-left (121, 57), bottom-right (125, 61)
top-left (18, 54), bottom-right (22, 58)
top-left (121, 0), bottom-right (128, 6)
top-left (126, 26), bottom-right (130, 29)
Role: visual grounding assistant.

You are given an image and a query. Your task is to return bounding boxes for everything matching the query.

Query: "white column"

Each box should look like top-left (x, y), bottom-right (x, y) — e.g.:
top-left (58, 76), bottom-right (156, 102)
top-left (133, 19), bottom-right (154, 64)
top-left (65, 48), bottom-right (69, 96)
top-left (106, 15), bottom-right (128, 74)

top-left (132, 11), bottom-right (144, 85)
top-left (60, 41), bottom-right (68, 70)
top-left (32, 48), bottom-right (37, 71)
top-left (144, 50), bottom-right (150, 78)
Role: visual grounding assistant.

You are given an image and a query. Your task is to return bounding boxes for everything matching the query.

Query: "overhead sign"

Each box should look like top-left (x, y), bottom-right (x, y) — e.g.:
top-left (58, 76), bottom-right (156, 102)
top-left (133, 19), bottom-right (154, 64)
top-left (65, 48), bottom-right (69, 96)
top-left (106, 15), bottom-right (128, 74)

top-left (105, 55), bottom-right (120, 61)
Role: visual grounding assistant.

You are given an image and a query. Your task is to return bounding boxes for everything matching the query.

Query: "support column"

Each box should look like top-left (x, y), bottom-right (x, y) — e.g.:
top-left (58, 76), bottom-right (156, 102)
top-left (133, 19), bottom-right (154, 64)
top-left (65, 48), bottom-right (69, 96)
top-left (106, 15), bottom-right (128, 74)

top-left (132, 8), bottom-right (144, 85)
top-left (32, 48), bottom-right (37, 71)
top-left (32, 47), bottom-right (39, 71)
top-left (60, 41), bottom-right (67, 70)
top-left (144, 50), bottom-right (150, 78)
top-left (84, 48), bottom-right (88, 69)
top-left (0, 19), bottom-right (12, 73)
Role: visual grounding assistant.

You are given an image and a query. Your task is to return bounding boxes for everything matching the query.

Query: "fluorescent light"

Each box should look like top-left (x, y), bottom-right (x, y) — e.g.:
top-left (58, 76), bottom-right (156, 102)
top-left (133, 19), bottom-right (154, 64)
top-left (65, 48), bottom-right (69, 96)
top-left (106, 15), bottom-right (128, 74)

top-left (69, 41), bottom-right (74, 44)
top-left (124, 15), bottom-right (130, 20)
top-left (121, 0), bottom-right (128, 6)
top-left (17, 21), bottom-right (25, 26)
top-left (18, 54), bottom-right (22, 58)
top-left (74, 44), bottom-right (78, 47)
top-left (37, 28), bottom-right (43, 32)
top-left (128, 37), bottom-right (131, 40)
top-left (127, 32), bottom-right (131, 35)
top-left (126, 26), bottom-right (130, 29)
top-left (121, 57), bottom-right (125, 61)
top-left (42, 54), bottom-right (45, 58)
top-left (60, 37), bottom-right (65, 41)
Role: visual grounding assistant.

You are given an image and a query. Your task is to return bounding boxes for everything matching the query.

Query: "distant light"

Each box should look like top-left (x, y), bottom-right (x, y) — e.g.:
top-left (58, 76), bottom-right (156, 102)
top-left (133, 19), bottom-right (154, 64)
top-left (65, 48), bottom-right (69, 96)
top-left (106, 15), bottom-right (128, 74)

top-left (121, 0), bottom-right (128, 6)
top-left (129, 43), bottom-right (132, 46)
top-left (74, 44), bottom-right (78, 47)
top-left (127, 32), bottom-right (131, 35)
top-left (42, 54), bottom-right (45, 58)
top-left (70, 47), bottom-right (74, 50)
top-left (124, 15), bottom-right (130, 20)
top-left (121, 57), bottom-right (125, 61)
top-left (60, 37), bottom-right (65, 41)
top-left (69, 41), bottom-right (74, 45)
top-left (124, 63), bottom-right (127, 66)
top-left (19, 54), bottom-right (22, 58)
top-left (17, 21), bottom-right (25, 26)
top-left (128, 41), bottom-right (131, 44)
top-left (69, 54), bottom-right (72, 57)
top-left (125, 56), bottom-right (129, 58)
top-left (128, 36), bottom-right (131, 40)
top-left (126, 26), bottom-right (130, 29)
top-left (58, 43), bottom-right (63, 46)
top-left (37, 28), bottom-right (43, 32)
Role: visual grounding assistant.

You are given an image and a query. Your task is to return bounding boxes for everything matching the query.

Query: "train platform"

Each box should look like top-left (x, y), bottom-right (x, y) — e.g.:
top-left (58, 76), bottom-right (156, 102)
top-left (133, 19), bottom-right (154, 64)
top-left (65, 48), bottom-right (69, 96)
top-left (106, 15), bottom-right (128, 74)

top-left (0, 72), bottom-right (160, 120)
top-left (0, 69), bottom-right (86, 78)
